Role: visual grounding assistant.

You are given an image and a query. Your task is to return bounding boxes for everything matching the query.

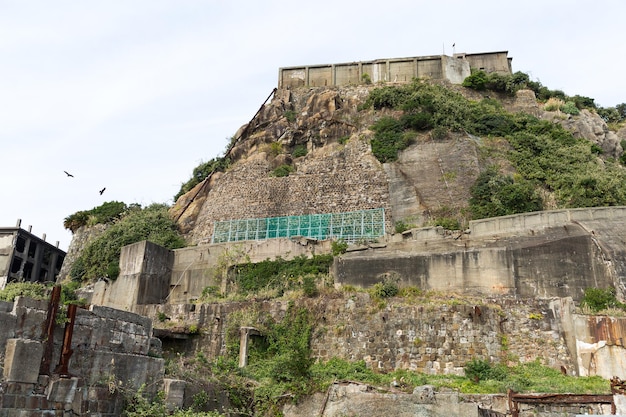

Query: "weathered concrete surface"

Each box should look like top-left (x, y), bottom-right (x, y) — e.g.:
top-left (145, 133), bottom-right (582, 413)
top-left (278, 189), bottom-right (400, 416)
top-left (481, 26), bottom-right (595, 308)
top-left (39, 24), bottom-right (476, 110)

top-left (47, 377), bottom-right (79, 403)
top-left (101, 207), bottom-right (626, 312)
top-left (103, 240), bottom-right (174, 309)
top-left (111, 237), bottom-right (331, 308)
top-left (3, 338), bottom-right (43, 383)
top-left (572, 314), bottom-right (626, 379)
top-left (277, 51), bottom-right (504, 88)
top-left (334, 223), bottom-right (613, 301)
top-left (283, 383), bottom-right (485, 417)
top-left (285, 386), bottom-right (616, 417)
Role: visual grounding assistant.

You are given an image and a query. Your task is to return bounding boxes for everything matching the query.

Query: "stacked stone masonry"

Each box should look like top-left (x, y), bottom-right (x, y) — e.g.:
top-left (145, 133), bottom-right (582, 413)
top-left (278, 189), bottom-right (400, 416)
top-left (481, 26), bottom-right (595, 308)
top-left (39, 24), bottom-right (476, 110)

top-left (144, 295), bottom-right (575, 377)
top-left (189, 139), bottom-right (392, 245)
top-left (0, 297), bottom-right (164, 417)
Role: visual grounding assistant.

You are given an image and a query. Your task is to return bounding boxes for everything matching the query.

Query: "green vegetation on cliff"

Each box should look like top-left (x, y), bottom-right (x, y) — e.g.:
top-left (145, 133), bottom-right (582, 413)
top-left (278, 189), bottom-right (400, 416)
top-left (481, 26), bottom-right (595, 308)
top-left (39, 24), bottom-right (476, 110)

top-left (361, 77), bottom-right (626, 218)
top-left (174, 156), bottom-right (231, 202)
top-left (69, 203), bottom-right (186, 281)
top-left (63, 200), bottom-right (133, 232)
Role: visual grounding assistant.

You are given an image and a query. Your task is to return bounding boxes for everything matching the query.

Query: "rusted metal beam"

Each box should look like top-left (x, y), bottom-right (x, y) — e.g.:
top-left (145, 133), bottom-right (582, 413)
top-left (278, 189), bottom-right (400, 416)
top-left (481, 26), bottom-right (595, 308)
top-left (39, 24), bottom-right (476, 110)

top-left (39, 285), bottom-right (61, 375)
top-left (612, 376), bottom-right (626, 394)
top-left (511, 393), bottom-right (613, 404)
top-left (508, 389), bottom-right (519, 417)
top-left (55, 303), bottom-right (77, 378)
top-left (509, 389), bottom-right (615, 416)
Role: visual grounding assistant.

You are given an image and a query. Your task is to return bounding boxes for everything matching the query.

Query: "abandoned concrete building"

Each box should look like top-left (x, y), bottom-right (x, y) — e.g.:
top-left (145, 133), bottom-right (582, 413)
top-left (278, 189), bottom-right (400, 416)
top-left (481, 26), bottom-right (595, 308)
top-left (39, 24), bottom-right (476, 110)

top-left (278, 50), bottom-right (512, 88)
top-left (0, 219), bottom-right (66, 289)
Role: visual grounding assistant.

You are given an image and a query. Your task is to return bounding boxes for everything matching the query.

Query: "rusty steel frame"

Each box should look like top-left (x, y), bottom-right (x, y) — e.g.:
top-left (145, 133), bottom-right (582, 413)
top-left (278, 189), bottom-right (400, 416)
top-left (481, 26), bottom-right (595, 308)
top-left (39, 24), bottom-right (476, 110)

top-left (508, 389), bottom-right (615, 416)
top-left (39, 285), bottom-right (61, 375)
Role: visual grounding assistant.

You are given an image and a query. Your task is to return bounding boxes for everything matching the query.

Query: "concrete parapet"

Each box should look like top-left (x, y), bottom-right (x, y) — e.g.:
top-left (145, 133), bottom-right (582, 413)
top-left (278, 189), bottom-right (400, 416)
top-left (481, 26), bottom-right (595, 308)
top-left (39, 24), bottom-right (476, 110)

top-left (4, 338), bottom-right (43, 383)
top-left (289, 382), bottom-right (481, 417)
top-left (470, 206), bottom-right (626, 238)
top-left (278, 53), bottom-right (476, 88)
top-left (11, 296), bottom-right (47, 312)
top-left (105, 240), bottom-right (173, 310)
top-left (89, 304), bottom-right (152, 330)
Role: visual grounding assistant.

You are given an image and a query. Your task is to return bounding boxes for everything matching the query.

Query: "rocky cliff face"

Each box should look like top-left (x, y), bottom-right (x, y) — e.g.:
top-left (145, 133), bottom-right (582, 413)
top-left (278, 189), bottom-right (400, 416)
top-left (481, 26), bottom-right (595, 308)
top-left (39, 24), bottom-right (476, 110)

top-left (170, 84), bottom-right (622, 246)
top-left (57, 223), bottom-right (108, 281)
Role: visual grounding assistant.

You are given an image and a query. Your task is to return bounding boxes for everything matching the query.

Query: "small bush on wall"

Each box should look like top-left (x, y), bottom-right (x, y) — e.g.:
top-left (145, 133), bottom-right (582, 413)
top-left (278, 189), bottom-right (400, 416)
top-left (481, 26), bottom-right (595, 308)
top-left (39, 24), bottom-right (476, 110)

top-left (270, 164), bottom-right (294, 177)
top-left (292, 145), bottom-right (307, 158)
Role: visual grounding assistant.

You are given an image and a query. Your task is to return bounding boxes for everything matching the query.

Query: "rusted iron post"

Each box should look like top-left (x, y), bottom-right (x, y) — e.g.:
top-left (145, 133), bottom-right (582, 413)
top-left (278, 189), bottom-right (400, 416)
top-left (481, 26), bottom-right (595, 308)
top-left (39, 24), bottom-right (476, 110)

top-left (508, 389), bottom-right (519, 417)
top-left (39, 285), bottom-right (61, 375)
top-left (56, 303), bottom-right (77, 377)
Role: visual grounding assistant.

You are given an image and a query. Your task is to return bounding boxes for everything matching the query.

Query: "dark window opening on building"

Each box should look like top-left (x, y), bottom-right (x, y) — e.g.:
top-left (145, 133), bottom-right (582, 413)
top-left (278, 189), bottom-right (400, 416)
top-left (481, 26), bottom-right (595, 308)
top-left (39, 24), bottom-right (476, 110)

top-left (23, 261), bottom-right (34, 280)
top-left (16, 236), bottom-right (26, 253)
top-left (28, 241), bottom-right (36, 258)
top-left (38, 268), bottom-right (48, 282)
top-left (56, 256), bottom-right (64, 270)
top-left (43, 249), bottom-right (51, 266)
top-left (10, 257), bottom-right (22, 274)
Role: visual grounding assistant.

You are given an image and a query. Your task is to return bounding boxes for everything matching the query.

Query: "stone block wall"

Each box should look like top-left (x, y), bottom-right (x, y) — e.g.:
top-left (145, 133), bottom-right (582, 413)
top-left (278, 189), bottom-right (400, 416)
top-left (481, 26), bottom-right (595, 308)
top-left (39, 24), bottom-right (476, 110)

top-left (158, 295), bottom-right (574, 376)
top-left (0, 296), bottom-right (164, 416)
top-left (188, 138), bottom-right (391, 246)
top-left (308, 295), bottom-right (502, 374)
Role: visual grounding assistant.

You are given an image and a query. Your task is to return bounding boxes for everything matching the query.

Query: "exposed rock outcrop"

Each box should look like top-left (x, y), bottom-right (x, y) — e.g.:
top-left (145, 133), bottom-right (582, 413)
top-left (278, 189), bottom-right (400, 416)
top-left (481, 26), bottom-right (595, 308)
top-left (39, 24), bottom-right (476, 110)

top-left (170, 84), bottom-right (625, 247)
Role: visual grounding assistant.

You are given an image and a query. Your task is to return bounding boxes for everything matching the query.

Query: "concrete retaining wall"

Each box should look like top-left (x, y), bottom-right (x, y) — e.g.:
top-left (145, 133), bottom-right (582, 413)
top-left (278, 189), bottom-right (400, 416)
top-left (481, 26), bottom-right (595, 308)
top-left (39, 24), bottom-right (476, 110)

top-left (469, 206), bottom-right (626, 237)
top-left (335, 224), bottom-right (614, 302)
top-left (144, 295), bottom-right (626, 382)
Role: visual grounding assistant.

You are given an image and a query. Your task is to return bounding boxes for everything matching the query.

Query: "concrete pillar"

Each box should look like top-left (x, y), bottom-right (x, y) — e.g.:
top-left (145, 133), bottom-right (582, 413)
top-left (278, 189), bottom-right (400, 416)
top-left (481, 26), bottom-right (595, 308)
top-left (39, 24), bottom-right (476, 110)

top-left (238, 327), bottom-right (260, 368)
top-left (4, 338), bottom-right (43, 383)
top-left (164, 378), bottom-right (186, 410)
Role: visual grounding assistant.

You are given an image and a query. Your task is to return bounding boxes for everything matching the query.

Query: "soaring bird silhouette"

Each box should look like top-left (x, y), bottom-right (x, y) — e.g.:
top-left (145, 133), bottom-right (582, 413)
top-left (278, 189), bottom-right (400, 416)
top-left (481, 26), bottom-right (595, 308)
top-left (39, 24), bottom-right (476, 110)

top-left (99, 187), bottom-right (106, 195)
top-left (64, 171), bottom-right (74, 177)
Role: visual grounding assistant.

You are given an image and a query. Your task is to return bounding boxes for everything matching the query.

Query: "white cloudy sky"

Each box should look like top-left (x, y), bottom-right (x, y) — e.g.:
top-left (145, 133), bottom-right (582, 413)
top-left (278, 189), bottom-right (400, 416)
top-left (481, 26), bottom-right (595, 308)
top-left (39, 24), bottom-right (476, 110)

top-left (1, 0), bottom-right (625, 251)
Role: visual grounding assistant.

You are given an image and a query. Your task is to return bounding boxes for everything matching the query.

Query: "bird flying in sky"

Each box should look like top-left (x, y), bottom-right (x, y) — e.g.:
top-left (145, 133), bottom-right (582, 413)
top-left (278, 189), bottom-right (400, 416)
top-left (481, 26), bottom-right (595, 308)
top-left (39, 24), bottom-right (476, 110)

top-left (99, 187), bottom-right (106, 195)
top-left (64, 171), bottom-right (74, 177)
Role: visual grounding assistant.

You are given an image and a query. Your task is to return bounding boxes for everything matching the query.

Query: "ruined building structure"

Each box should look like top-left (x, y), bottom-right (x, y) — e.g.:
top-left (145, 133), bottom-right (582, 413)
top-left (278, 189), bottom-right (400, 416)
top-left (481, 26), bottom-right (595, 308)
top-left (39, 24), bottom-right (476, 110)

top-left (0, 219), bottom-right (65, 289)
top-left (278, 51), bottom-right (511, 88)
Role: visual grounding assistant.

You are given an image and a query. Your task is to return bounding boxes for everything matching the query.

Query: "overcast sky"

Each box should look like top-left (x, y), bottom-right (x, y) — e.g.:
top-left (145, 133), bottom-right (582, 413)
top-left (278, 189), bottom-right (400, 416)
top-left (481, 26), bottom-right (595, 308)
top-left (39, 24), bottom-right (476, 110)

top-left (1, 0), bottom-right (625, 252)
